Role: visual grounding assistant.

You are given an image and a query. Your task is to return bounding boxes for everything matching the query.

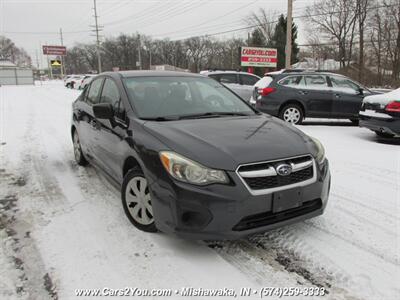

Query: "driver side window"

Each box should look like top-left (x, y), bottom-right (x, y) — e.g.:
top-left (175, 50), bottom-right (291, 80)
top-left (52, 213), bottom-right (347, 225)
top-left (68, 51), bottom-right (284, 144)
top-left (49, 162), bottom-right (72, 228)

top-left (100, 78), bottom-right (126, 121)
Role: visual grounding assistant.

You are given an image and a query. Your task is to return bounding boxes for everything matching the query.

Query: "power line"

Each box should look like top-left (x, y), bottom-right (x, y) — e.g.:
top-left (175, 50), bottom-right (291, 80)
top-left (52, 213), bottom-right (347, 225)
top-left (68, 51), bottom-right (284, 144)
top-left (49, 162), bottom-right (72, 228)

top-left (169, 3), bottom-right (397, 41)
top-left (102, 0), bottom-right (178, 27)
top-left (152, 0), bottom-right (260, 38)
top-left (132, 1), bottom-right (208, 30)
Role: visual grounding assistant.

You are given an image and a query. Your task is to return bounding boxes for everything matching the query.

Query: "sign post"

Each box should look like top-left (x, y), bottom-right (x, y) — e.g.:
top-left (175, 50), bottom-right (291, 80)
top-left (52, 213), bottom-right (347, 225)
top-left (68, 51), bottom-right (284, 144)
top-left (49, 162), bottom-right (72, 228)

top-left (42, 45), bottom-right (67, 79)
top-left (240, 47), bottom-right (277, 71)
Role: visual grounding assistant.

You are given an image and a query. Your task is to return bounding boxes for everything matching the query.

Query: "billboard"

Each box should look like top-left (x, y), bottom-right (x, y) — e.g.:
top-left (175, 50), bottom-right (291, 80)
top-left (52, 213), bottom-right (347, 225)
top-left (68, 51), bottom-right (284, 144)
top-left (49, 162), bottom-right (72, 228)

top-left (241, 46), bottom-right (277, 67)
top-left (42, 45), bottom-right (67, 56)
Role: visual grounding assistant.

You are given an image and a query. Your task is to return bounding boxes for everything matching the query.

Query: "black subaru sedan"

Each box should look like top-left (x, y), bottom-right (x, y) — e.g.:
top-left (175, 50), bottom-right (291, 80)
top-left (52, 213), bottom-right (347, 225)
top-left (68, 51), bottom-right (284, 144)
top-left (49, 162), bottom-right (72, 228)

top-left (359, 88), bottom-right (400, 138)
top-left (71, 71), bottom-right (330, 240)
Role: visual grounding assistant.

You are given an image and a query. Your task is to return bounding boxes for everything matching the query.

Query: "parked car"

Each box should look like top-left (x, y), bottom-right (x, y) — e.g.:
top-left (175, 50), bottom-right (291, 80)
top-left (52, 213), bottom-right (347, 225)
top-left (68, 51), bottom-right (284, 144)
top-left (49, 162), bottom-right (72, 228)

top-left (71, 71), bottom-right (330, 240)
top-left (253, 72), bottom-right (376, 124)
top-left (65, 75), bottom-right (84, 89)
top-left (200, 70), bottom-right (260, 102)
top-left (76, 74), bottom-right (96, 90)
top-left (359, 88), bottom-right (400, 138)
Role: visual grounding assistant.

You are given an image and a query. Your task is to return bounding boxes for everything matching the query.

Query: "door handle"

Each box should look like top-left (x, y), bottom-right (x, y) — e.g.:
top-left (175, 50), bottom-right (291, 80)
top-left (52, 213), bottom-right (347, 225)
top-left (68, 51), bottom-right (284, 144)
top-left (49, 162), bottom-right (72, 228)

top-left (334, 93), bottom-right (341, 98)
top-left (299, 90), bottom-right (308, 95)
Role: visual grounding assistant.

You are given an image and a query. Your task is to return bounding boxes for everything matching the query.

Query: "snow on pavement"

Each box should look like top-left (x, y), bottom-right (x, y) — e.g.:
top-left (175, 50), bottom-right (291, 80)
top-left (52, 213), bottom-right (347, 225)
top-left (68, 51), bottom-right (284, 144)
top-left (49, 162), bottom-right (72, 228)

top-left (0, 81), bottom-right (399, 300)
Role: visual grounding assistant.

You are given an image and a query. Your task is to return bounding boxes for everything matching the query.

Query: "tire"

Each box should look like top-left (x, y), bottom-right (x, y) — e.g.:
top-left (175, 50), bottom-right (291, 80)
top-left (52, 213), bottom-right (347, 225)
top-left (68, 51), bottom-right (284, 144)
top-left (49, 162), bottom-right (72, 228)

top-left (279, 104), bottom-right (304, 125)
top-left (122, 168), bottom-right (157, 232)
top-left (72, 130), bottom-right (88, 166)
top-left (374, 131), bottom-right (394, 138)
top-left (350, 118), bottom-right (359, 125)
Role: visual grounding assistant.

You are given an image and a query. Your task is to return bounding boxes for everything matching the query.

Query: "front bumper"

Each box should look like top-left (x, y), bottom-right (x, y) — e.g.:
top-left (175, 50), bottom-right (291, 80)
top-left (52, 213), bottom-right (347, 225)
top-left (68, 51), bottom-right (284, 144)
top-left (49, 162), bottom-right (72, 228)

top-left (150, 159), bottom-right (330, 240)
top-left (359, 111), bottom-right (400, 136)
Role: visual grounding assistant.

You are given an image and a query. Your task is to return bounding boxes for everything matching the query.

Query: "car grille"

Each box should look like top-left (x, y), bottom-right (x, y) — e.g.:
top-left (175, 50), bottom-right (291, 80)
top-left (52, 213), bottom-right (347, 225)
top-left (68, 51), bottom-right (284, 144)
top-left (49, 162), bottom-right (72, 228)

top-left (237, 155), bottom-right (315, 194)
top-left (232, 199), bottom-right (322, 231)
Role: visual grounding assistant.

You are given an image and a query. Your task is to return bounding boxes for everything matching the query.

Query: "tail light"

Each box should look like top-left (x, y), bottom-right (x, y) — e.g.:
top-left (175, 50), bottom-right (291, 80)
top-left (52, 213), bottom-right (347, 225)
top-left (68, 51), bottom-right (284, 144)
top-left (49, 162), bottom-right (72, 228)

top-left (385, 101), bottom-right (400, 113)
top-left (258, 87), bottom-right (276, 96)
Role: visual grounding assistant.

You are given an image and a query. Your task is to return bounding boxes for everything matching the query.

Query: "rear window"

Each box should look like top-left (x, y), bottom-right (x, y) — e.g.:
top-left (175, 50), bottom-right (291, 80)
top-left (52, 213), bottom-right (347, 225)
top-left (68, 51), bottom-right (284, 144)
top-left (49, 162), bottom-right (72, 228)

top-left (254, 76), bottom-right (273, 88)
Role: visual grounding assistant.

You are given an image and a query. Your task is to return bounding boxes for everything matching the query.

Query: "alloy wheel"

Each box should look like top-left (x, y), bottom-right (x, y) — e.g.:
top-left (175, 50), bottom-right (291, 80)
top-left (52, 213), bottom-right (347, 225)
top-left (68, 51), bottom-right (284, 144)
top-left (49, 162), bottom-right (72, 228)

top-left (283, 107), bottom-right (301, 124)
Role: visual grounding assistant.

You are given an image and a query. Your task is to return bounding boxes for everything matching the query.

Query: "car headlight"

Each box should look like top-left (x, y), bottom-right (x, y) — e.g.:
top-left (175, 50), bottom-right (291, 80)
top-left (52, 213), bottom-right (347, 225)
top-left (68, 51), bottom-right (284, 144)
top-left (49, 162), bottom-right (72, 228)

top-left (309, 136), bottom-right (325, 164)
top-left (159, 151), bottom-right (228, 185)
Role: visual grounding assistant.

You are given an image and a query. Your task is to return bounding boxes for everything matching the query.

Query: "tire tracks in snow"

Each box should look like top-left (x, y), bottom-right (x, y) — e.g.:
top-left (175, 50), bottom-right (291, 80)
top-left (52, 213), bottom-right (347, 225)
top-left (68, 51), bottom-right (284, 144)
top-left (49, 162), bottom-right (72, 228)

top-left (0, 164), bottom-right (58, 300)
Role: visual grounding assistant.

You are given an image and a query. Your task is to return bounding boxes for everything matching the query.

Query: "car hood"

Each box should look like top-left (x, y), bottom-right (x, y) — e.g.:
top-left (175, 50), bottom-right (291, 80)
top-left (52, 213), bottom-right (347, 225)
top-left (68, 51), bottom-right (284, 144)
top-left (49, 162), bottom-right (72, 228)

top-left (363, 88), bottom-right (400, 106)
top-left (143, 115), bottom-right (316, 171)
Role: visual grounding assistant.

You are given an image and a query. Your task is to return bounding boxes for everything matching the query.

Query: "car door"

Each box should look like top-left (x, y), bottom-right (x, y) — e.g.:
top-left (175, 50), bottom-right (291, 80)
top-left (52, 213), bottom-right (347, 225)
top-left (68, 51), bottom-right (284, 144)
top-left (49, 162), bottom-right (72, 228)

top-left (329, 75), bottom-right (365, 117)
top-left (76, 77), bottom-right (104, 160)
top-left (300, 75), bottom-right (332, 117)
top-left (239, 74), bottom-right (260, 102)
top-left (93, 77), bottom-right (128, 180)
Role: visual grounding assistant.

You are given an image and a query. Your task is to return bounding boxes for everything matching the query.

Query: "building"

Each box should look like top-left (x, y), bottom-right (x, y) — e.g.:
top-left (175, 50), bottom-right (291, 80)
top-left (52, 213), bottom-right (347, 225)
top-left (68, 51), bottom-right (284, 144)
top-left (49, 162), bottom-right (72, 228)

top-left (0, 60), bottom-right (34, 85)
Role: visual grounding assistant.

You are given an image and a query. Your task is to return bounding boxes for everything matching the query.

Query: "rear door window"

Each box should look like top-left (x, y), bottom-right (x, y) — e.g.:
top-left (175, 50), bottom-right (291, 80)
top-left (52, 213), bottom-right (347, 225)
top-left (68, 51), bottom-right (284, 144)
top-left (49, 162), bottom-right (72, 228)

top-left (304, 75), bottom-right (329, 89)
top-left (219, 74), bottom-right (238, 84)
top-left (240, 74), bottom-right (259, 86)
top-left (86, 78), bottom-right (104, 105)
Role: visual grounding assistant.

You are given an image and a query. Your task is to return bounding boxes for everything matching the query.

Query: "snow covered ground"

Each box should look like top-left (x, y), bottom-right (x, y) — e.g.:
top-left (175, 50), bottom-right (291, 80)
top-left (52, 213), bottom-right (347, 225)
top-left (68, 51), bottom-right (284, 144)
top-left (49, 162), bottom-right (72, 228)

top-left (0, 81), bottom-right (399, 300)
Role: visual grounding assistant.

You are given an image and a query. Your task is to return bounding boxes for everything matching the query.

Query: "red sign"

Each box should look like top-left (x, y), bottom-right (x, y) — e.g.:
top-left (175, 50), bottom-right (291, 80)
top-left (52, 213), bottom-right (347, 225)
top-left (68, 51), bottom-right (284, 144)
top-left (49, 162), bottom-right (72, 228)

top-left (42, 45), bottom-right (67, 56)
top-left (241, 46), bottom-right (277, 67)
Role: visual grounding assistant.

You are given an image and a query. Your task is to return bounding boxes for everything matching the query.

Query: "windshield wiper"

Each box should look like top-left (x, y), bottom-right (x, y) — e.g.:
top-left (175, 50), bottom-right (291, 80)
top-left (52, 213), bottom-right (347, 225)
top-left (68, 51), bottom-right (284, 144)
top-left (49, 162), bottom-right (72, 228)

top-left (178, 112), bottom-right (252, 119)
top-left (141, 116), bottom-right (179, 121)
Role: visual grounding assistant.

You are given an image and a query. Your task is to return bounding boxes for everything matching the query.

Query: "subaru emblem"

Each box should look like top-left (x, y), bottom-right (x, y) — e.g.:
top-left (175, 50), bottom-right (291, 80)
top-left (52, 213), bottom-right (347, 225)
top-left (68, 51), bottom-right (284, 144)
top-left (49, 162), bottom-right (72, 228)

top-left (276, 164), bottom-right (292, 176)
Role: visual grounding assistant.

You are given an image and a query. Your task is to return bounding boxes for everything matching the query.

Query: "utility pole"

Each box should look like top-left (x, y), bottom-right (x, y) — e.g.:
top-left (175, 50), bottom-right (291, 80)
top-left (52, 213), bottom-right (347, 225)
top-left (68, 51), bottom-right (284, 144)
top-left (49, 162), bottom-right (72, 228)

top-left (59, 28), bottom-right (65, 77)
top-left (285, 0), bottom-right (293, 69)
top-left (138, 34), bottom-right (142, 70)
top-left (92, 0), bottom-right (102, 73)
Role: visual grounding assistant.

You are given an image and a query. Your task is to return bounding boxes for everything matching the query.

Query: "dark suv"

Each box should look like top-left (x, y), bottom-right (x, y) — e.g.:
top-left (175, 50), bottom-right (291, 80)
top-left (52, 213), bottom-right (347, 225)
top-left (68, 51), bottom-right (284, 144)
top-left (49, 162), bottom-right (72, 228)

top-left (254, 72), bottom-right (374, 124)
top-left (71, 71), bottom-right (330, 240)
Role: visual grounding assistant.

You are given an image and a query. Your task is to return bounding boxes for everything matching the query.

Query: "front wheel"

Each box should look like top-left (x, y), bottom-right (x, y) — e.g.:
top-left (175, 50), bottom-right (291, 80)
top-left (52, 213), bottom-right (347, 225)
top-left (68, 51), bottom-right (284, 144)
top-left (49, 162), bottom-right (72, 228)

top-left (279, 104), bottom-right (303, 125)
top-left (73, 130), bottom-right (88, 166)
top-left (122, 169), bottom-right (157, 232)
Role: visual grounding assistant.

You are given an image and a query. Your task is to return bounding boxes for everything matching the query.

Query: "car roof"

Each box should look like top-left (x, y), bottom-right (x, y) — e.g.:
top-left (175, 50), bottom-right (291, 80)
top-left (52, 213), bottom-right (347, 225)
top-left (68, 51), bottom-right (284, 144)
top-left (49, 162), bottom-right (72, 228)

top-left (101, 70), bottom-right (202, 78)
top-left (272, 71), bottom-right (342, 78)
top-left (201, 70), bottom-right (258, 76)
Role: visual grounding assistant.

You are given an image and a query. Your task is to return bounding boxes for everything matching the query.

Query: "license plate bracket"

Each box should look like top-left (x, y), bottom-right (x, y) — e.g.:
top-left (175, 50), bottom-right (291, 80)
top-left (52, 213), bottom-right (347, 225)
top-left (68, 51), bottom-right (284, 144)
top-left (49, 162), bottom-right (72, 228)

top-left (272, 187), bottom-right (303, 213)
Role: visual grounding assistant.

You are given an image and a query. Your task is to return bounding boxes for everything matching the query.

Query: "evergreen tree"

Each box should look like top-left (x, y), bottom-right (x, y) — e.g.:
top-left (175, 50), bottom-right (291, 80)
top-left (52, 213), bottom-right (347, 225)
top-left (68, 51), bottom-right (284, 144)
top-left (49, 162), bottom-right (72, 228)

top-left (249, 28), bottom-right (266, 47)
top-left (271, 14), bottom-right (299, 69)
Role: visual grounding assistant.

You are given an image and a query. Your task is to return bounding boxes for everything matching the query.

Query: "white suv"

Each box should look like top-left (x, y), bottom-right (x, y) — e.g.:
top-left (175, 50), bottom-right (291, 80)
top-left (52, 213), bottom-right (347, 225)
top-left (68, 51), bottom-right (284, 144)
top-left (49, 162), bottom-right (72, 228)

top-left (200, 70), bottom-right (260, 102)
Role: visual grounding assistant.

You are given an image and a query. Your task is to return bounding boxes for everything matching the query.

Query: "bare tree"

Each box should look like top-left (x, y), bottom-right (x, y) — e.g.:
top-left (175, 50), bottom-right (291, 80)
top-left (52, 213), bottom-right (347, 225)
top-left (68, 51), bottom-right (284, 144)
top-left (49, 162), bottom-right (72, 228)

top-left (383, 0), bottom-right (400, 80)
top-left (0, 36), bottom-right (31, 66)
top-left (244, 8), bottom-right (276, 45)
top-left (356, 0), bottom-right (370, 82)
top-left (306, 0), bottom-right (358, 67)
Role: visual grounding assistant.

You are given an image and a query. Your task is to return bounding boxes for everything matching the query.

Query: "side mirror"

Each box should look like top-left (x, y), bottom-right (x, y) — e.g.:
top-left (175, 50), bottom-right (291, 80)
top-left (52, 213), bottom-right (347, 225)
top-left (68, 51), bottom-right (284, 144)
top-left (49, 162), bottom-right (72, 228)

top-left (93, 103), bottom-right (113, 119)
top-left (358, 88), bottom-right (364, 95)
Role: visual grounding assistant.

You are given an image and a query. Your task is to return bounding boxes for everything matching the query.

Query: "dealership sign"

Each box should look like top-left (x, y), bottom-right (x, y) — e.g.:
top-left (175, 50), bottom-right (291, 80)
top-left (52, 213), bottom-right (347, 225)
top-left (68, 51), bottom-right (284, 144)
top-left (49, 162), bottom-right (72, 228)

top-left (241, 47), bottom-right (277, 67)
top-left (42, 45), bottom-right (67, 56)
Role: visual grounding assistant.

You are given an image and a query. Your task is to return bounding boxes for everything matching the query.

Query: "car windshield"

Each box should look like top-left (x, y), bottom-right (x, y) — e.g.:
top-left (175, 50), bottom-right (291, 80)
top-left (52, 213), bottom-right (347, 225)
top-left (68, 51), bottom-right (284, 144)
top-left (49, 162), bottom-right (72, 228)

top-left (123, 76), bottom-right (255, 120)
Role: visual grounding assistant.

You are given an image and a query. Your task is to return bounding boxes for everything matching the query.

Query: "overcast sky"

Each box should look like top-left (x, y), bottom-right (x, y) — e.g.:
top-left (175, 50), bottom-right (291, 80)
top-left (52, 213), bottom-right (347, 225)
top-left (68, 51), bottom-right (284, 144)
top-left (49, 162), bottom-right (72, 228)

top-left (1, 0), bottom-right (314, 68)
